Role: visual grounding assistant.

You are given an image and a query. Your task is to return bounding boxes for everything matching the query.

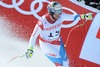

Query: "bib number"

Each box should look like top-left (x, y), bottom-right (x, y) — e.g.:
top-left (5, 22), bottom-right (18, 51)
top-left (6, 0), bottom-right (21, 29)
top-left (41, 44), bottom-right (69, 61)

top-left (48, 31), bottom-right (60, 37)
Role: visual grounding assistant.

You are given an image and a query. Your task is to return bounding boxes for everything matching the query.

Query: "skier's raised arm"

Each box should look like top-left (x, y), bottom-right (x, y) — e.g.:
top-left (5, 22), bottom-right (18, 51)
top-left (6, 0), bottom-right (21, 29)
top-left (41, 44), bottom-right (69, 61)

top-left (61, 12), bottom-right (93, 28)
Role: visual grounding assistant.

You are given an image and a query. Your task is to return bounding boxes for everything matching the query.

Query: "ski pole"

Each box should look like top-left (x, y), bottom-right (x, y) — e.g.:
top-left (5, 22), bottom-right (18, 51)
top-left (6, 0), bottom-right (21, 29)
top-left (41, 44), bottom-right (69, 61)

top-left (7, 54), bottom-right (25, 64)
top-left (64, 20), bottom-right (87, 47)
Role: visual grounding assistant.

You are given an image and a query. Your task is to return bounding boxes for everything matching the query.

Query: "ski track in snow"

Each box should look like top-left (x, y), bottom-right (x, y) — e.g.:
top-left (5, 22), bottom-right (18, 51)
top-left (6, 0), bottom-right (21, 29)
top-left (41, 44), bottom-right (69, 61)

top-left (0, 17), bottom-right (55, 67)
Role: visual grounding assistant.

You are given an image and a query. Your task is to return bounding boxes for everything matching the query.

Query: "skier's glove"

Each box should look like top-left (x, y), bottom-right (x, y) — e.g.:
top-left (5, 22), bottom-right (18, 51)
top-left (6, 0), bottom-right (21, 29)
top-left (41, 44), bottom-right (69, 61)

top-left (81, 13), bottom-right (93, 20)
top-left (25, 46), bottom-right (34, 59)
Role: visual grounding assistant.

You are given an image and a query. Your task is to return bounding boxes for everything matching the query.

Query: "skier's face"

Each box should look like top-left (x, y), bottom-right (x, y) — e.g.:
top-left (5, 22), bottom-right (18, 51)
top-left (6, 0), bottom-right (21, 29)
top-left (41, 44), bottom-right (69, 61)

top-left (53, 13), bottom-right (61, 20)
top-left (53, 9), bottom-right (62, 20)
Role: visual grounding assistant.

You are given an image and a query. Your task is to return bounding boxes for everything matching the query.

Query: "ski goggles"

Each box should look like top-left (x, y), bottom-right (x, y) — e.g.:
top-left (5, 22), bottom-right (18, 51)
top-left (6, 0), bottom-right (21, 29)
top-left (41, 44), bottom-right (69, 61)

top-left (48, 6), bottom-right (62, 15)
top-left (54, 9), bottom-right (62, 15)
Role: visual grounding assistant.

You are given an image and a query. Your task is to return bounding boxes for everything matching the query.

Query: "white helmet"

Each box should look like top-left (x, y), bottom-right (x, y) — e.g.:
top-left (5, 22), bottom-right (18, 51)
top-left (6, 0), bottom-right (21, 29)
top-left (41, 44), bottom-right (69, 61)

top-left (47, 1), bottom-right (62, 19)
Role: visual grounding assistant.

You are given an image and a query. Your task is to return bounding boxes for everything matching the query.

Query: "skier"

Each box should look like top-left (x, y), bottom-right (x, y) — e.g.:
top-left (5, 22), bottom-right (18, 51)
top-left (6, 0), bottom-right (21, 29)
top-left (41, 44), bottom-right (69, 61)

top-left (25, 1), bottom-right (92, 67)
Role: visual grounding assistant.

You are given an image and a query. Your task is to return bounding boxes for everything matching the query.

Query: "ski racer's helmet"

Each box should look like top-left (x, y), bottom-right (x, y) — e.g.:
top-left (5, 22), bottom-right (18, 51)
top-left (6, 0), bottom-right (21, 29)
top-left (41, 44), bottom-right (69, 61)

top-left (47, 1), bottom-right (62, 19)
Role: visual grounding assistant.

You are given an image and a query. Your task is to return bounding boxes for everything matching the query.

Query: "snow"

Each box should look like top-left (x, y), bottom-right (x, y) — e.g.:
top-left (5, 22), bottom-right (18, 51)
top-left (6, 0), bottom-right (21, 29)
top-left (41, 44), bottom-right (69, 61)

top-left (0, 17), bottom-right (55, 67)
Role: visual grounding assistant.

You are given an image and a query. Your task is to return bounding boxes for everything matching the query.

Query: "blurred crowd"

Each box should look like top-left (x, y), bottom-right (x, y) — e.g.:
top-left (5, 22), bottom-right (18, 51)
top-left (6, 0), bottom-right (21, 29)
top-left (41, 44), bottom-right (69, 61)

top-left (77, 0), bottom-right (100, 10)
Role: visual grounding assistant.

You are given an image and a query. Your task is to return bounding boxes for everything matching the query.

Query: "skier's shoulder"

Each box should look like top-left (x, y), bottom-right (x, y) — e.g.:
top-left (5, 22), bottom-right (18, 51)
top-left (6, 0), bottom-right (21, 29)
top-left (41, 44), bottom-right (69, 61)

top-left (41, 13), bottom-right (48, 20)
top-left (40, 13), bottom-right (47, 22)
top-left (37, 13), bottom-right (47, 25)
